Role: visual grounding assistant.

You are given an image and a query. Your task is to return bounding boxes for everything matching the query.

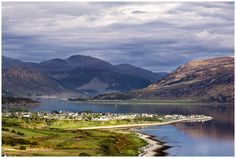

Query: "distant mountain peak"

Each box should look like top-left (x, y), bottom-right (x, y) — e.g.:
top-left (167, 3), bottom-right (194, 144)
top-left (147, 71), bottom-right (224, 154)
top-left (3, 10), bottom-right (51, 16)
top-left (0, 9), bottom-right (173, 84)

top-left (66, 54), bottom-right (90, 60)
top-left (66, 55), bottom-right (104, 62)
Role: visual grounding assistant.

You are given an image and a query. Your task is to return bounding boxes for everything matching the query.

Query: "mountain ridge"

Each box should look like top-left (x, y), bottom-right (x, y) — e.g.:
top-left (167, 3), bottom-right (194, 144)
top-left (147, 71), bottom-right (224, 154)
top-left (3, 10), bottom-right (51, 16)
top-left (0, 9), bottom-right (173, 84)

top-left (93, 56), bottom-right (234, 103)
top-left (2, 55), bottom-right (166, 97)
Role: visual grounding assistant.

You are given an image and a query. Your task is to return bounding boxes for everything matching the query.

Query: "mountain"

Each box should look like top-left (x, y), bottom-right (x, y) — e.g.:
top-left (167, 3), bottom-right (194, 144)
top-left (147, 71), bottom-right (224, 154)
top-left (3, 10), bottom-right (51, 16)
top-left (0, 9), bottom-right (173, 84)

top-left (2, 56), bottom-right (29, 68)
top-left (115, 64), bottom-right (164, 82)
top-left (2, 55), bottom-right (166, 96)
top-left (37, 55), bottom-right (166, 96)
top-left (94, 57), bottom-right (234, 103)
top-left (2, 67), bottom-right (68, 97)
top-left (35, 55), bottom-right (114, 72)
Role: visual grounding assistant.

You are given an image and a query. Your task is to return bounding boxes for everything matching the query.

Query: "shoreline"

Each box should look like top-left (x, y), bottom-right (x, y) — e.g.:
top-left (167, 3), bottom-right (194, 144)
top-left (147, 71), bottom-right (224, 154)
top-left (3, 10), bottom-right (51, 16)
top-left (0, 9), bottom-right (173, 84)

top-left (67, 100), bottom-right (233, 107)
top-left (137, 133), bottom-right (164, 156)
top-left (137, 132), bottom-right (172, 156)
top-left (79, 117), bottom-right (213, 130)
top-left (69, 100), bottom-right (204, 106)
top-left (78, 117), bottom-right (212, 156)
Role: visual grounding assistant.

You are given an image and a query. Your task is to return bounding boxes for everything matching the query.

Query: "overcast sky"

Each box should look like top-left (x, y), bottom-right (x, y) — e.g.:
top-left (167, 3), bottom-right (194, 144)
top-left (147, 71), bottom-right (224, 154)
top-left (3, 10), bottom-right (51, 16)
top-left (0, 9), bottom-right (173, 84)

top-left (2, 2), bottom-right (234, 72)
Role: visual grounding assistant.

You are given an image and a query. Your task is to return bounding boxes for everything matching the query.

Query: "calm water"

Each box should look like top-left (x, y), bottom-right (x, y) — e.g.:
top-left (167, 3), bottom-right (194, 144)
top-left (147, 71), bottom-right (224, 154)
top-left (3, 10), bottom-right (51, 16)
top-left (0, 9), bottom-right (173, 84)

top-left (30, 99), bottom-right (234, 156)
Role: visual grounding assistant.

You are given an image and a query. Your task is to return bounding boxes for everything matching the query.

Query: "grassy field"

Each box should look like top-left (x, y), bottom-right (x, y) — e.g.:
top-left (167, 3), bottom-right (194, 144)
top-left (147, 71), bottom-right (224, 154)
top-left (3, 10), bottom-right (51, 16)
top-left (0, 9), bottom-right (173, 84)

top-left (2, 117), bottom-right (148, 156)
top-left (48, 117), bottom-right (165, 130)
top-left (2, 113), bottom-right (165, 130)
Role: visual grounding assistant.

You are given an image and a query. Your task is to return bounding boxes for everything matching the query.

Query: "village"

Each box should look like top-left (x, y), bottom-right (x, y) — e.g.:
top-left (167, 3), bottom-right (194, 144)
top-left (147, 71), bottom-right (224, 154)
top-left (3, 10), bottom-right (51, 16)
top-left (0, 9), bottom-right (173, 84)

top-left (2, 111), bottom-right (211, 122)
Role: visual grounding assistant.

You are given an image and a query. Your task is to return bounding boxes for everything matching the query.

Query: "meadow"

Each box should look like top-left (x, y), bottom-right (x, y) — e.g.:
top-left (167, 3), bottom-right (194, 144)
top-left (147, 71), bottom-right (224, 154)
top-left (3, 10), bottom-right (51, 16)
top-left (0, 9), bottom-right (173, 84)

top-left (2, 115), bottom-right (148, 156)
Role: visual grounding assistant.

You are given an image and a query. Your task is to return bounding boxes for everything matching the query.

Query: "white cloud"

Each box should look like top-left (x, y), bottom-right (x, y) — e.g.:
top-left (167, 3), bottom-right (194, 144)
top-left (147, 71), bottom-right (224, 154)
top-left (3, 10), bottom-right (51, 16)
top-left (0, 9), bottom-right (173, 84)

top-left (2, 2), bottom-right (234, 71)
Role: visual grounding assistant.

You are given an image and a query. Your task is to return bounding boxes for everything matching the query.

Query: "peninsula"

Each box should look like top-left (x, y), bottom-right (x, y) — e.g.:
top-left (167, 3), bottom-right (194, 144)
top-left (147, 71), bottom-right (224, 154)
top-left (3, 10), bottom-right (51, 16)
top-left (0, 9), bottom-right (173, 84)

top-left (2, 112), bottom-right (212, 156)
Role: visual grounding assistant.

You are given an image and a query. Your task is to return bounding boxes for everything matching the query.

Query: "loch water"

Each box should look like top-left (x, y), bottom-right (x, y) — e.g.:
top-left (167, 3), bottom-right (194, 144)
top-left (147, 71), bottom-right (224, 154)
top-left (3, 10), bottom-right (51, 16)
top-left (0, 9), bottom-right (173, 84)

top-left (29, 99), bottom-right (234, 156)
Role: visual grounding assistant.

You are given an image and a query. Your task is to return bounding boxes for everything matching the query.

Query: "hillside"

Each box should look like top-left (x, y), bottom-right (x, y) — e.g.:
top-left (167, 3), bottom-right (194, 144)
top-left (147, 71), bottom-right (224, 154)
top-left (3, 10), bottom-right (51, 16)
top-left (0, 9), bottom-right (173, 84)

top-left (115, 64), bottom-right (164, 82)
top-left (2, 55), bottom-right (166, 96)
top-left (2, 67), bottom-right (67, 97)
top-left (94, 57), bottom-right (234, 103)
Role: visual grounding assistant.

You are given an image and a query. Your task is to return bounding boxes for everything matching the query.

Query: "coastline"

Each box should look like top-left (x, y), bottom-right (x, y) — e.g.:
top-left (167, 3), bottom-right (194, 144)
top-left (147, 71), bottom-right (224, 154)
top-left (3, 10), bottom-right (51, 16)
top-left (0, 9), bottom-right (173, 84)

top-left (137, 132), bottom-right (173, 156)
top-left (68, 100), bottom-right (233, 106)
top-left (68, 100), bottom-right (204, 106)
top-left (137, 133), bottom-right (165, 156)
top-left (78, 117), bottom-right (211, 156)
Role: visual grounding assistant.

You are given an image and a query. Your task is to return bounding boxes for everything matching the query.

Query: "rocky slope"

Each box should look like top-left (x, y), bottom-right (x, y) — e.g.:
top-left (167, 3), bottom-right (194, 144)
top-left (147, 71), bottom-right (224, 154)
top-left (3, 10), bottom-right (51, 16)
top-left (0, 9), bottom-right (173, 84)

top-left (94, 57), bottom-right (234, 103)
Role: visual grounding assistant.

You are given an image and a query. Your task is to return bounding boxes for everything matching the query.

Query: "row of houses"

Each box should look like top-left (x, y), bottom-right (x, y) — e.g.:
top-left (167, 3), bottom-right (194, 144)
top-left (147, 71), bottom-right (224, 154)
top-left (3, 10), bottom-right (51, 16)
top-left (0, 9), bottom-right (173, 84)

top-left (3, 112), bottom-right (209, 122)
top-left (164, 114), bottom-right (208, 120)
top-left (3, 111), bottom-right (158, 121)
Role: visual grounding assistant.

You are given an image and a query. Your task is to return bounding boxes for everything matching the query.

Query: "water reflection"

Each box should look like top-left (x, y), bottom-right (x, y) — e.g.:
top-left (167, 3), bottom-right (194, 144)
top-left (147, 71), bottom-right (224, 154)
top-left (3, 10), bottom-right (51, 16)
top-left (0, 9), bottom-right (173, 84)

top-left (175, 121), bottom-right (234, 141)
top-left (138, 123), bottom-right (234, 156)
top-left (135, 105), bottom-right (234, 156)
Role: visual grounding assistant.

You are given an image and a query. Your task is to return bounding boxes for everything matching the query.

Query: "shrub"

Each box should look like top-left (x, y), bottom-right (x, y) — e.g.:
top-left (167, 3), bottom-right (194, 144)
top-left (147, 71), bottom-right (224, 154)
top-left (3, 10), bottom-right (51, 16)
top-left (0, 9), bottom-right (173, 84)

top-left (2, 138), bottom-right (17, 146)
top-left (79, 152), bottom-right (91, 156)
top-left (2, 136), bottom-right (31, 146)
top-left (11, 129), bottom-right (16, 133)
top-left (56, 144), bottom-right (64, 148)
top-left (2, 127), bottom-right (9, 131)
top-left (20, 145), bottom-right (26, 150)
top-left (2, 118), bottom-right (21, 127)
top-left (99, 139), bottom-right (117, 155)
top-left (17, 131), bottom-right (25, 136)
top-left (30, 141), bottom-right (38, 145)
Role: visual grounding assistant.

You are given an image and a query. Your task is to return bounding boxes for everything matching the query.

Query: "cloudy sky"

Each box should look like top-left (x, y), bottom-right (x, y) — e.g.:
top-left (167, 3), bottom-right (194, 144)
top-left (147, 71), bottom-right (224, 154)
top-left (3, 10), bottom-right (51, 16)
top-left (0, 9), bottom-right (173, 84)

top-left (2, 2), bottom-right (234, 72)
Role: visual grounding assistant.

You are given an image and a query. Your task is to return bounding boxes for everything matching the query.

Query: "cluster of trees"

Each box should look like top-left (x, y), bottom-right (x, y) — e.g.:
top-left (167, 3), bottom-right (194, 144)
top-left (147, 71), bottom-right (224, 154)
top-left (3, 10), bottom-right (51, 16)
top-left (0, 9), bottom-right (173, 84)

top-left (2, 136), bottom-right (38, 147)
top-left (99, 134), bottom-right (145, 156)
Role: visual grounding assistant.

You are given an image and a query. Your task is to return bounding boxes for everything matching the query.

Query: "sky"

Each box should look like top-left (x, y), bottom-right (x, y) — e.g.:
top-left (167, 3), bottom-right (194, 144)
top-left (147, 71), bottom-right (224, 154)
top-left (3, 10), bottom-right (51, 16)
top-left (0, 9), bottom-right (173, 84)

top-left (2, 2), bottom-right (234, 72)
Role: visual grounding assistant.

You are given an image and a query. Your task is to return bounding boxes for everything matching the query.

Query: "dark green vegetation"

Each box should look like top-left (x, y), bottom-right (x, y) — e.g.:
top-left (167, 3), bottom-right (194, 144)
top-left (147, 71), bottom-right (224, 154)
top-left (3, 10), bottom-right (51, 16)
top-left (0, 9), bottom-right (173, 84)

top-left (2, 97), bottom-right (39, 112)
top-left (2, 96), bottom-right (39, 105)
top-left (3, 55), bottom-right (165, 97)
top-left (2, 116), bottom-right (147, 156)
top-left (93, 57), bottom-right (234, 103)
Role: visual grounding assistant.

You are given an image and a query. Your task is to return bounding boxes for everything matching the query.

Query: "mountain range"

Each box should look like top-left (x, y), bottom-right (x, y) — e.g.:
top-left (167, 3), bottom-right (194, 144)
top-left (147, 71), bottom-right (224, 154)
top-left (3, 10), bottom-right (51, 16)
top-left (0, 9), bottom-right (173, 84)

top-left (2, 55), bottom-right (166, 97)
top-left (94, 57), bottom-right (234, 103)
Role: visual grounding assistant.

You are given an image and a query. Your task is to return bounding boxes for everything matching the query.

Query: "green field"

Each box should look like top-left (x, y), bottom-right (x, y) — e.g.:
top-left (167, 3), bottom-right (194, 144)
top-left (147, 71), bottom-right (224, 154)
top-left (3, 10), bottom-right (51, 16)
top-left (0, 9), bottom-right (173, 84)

top-left (2, 116), bottom-right (148, 156)
top-left (48, 117), bottom-right (165, 129)
top-left (2, 113), bottom-right (165, 130)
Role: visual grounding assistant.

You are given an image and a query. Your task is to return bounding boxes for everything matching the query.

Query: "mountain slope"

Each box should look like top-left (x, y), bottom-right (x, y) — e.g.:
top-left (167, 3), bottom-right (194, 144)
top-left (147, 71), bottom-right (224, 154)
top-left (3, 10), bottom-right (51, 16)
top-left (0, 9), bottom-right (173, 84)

top-left (2, 55), bottom-right (166, 96)
top-left (115, 64), bottom-right (165, 82)
top-left (47, 62), bottom-right (156, 96)
top-left (2, 67), bottom-right (67, 96)
top-left (94, 57), bottom-right (234, 103)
